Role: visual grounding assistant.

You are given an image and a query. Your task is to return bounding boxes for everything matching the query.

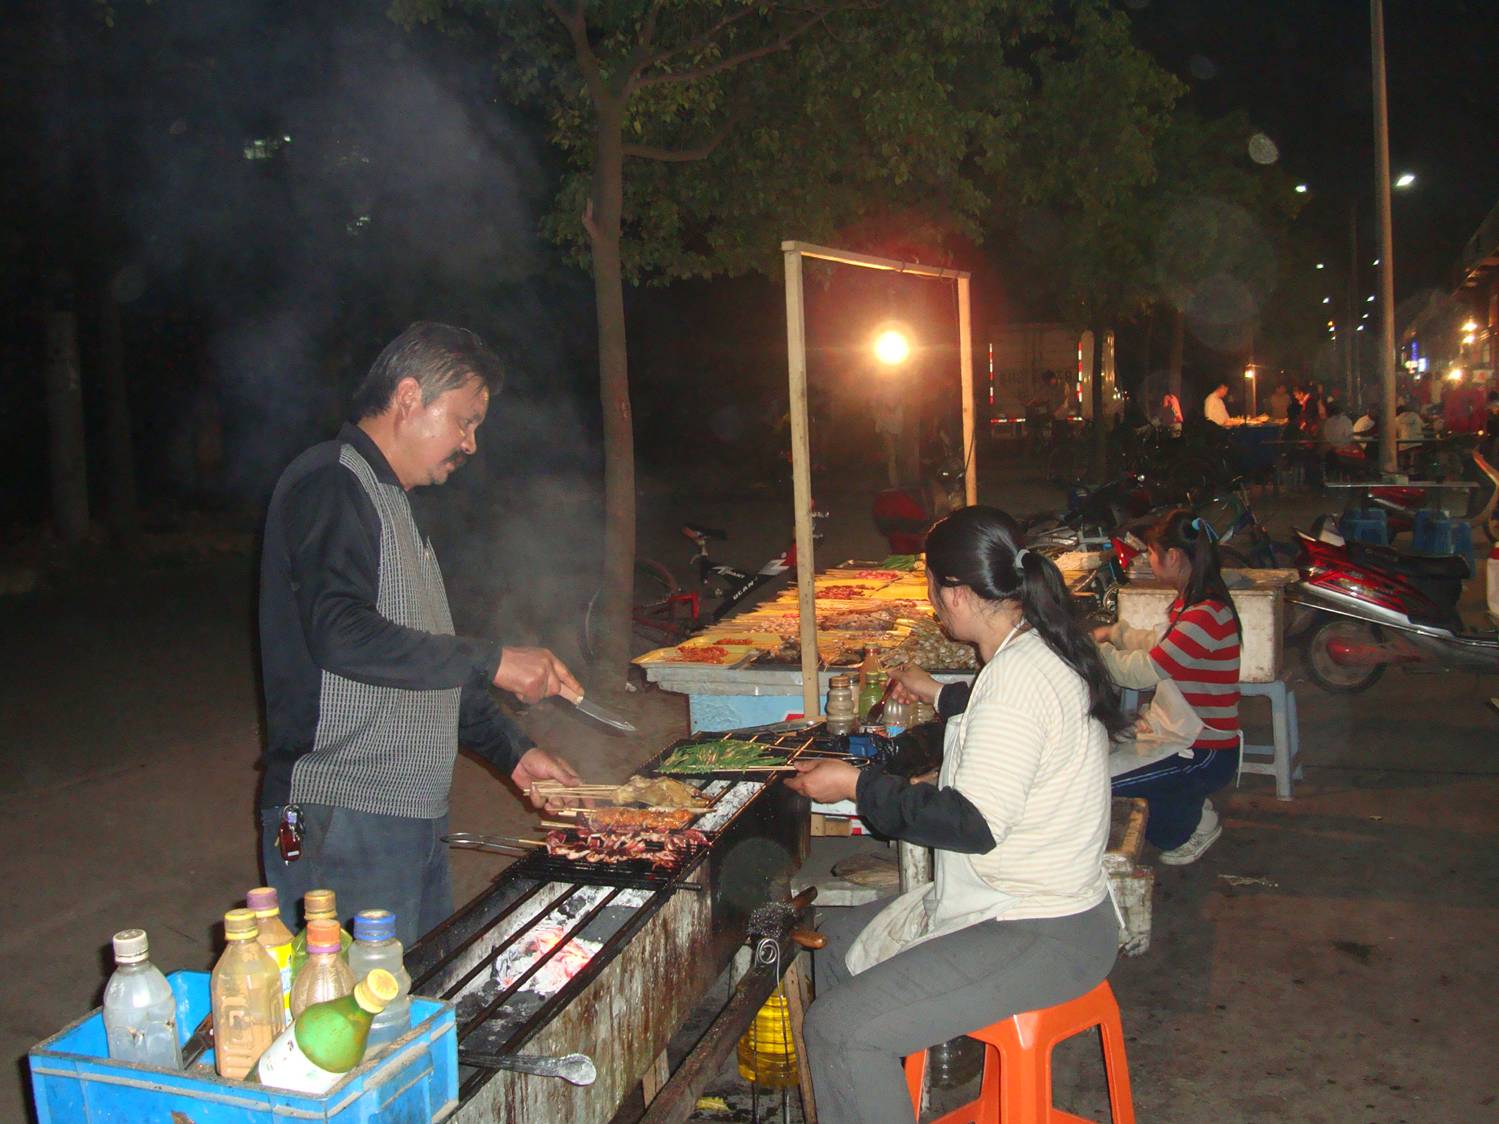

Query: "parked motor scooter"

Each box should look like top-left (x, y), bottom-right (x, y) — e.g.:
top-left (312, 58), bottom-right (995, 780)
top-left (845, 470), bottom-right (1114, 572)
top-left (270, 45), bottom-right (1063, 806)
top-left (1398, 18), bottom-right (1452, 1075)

top-left (872, 450), bottom-right (965, 553)
top-left (1021, 473), bottom-right (1157, 556)
top-left (1289, 522), bottom-right (1498, 693)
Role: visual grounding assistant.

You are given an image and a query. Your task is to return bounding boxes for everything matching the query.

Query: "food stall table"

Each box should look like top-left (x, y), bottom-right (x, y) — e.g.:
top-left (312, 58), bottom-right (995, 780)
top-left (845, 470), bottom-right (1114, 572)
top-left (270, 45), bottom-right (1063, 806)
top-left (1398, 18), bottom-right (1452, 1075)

top-left (636, 557), bottom-right (1089, 732)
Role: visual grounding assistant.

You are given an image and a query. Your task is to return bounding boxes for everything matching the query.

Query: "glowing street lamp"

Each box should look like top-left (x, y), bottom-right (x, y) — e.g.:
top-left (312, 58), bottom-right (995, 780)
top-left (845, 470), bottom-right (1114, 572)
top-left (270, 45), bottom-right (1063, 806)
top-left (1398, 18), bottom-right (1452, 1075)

top-left (1461, 320), bottom-right (1479, 333)
top-left (1295, 183), bottom-right (1309, 194)
top-left (1394, 172), bottom-right (1416, 189)
top-left (872, 325), bottom-right (911, 366)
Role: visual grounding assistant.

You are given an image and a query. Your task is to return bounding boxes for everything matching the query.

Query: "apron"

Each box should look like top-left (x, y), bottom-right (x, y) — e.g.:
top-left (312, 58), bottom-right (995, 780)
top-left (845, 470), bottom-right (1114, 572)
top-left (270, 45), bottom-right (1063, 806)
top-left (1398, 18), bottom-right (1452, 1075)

top-left (845, 625), bottom-right (1026, 977)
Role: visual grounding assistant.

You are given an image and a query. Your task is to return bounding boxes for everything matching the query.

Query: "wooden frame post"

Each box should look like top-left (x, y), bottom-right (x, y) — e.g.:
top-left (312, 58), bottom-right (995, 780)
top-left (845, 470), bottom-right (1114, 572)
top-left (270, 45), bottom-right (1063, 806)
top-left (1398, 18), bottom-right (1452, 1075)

top-left (780, 241), bottom-right (977, 719)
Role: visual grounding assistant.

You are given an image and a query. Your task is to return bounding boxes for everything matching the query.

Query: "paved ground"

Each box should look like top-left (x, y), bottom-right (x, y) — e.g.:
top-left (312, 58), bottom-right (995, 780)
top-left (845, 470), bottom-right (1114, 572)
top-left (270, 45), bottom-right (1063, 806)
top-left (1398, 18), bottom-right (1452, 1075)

top-left (4, 456), bottom-right (1496, 1122)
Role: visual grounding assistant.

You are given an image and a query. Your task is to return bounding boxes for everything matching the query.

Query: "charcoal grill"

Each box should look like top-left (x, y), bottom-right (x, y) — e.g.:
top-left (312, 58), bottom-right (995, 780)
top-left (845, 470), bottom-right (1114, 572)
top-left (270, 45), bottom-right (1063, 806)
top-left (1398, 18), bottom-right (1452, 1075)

top-left (406, 741), bottom-right (809, 1122)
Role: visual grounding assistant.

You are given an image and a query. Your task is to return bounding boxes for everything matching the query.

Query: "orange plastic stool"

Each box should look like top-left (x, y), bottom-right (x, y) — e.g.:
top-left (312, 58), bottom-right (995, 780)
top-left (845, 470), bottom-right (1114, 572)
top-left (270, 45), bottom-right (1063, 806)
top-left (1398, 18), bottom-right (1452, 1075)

top-left (903, 980), bottom-right (1135, 1124)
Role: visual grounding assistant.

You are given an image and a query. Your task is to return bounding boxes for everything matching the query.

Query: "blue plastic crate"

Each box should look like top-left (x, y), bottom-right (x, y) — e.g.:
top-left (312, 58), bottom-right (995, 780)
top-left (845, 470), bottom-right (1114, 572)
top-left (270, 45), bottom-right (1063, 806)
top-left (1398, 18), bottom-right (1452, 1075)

top-left (28, 972), bottom-right (457, 1123)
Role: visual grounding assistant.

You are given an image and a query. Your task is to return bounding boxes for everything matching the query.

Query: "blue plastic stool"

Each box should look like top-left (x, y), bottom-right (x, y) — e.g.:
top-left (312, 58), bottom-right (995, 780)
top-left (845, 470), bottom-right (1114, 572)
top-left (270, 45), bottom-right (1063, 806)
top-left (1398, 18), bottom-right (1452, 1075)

top-left (1339, 507), bottom-right (1389, 546)
top-left (1412, 510), bottom-right (1476, 572)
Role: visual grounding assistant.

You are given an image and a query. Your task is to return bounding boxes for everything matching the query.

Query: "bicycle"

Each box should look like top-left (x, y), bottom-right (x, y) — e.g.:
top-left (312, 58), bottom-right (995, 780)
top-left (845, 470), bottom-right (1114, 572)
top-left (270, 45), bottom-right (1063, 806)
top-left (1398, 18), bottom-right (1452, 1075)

top-left (1192, 479), bottom-right (1297, 569)
top-left (580, 514), bottom-right (826, 660)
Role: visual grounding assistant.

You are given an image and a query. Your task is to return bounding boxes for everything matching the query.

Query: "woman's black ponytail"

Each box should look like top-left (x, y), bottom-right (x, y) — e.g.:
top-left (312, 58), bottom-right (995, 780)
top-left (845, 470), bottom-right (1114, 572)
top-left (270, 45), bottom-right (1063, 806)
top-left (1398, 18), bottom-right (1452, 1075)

top-left (1145, 509), bottom-right (1240, 628)
top-left (926, 506), bottom-right (1131, 739)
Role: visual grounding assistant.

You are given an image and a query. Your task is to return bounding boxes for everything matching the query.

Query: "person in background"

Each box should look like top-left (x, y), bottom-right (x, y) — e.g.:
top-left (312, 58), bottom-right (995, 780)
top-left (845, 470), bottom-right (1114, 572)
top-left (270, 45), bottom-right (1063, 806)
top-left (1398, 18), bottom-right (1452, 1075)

top-left (1097, 510), bottom-right (1241, 864)
top-left (1268, 382), bottom-right (1291, 422)
top-left (1308, 384), bottom-right (1328, 428)
top-left (1394, 398), bottom-right (1425, 445)
top-left (1203, 382), bottom-right (1231, 426)
top-left (790, 507), bottom-right (1124, 1124)
top-left (1352, 401), bottom-right (1378, 443)
top-left (1153, 391), bottom-right (1184, 432)
top-left (257, 322), bottom-right (584, 945)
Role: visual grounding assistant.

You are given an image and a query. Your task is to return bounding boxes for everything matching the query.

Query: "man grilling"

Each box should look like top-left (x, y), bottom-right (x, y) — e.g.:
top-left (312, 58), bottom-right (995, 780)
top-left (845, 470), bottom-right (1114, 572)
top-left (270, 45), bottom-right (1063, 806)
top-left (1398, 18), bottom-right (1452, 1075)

top-left (258, 322), bottom-right (583, 945)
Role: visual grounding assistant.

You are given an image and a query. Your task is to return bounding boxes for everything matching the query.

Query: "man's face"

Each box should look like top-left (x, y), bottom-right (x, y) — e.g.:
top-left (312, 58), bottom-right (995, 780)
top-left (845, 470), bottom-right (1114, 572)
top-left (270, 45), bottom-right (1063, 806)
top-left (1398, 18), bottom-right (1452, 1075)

top-left (397, 375), bottom-right (490, 488)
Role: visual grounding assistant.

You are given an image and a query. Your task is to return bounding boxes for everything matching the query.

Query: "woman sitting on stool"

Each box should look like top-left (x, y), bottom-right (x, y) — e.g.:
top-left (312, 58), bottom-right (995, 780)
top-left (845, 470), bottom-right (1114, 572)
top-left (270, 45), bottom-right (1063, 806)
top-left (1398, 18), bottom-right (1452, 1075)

top-left (1097, 509), bottom-right (1242, 864)
top-left (788, 506), bottom-right (1127, 1124)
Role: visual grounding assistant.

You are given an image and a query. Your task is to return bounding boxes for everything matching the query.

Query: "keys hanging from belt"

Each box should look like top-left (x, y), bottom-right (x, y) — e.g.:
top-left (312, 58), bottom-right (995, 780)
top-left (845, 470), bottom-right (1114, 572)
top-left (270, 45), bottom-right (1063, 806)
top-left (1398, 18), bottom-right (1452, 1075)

top-left (276, 804), bottom-right (304, 863)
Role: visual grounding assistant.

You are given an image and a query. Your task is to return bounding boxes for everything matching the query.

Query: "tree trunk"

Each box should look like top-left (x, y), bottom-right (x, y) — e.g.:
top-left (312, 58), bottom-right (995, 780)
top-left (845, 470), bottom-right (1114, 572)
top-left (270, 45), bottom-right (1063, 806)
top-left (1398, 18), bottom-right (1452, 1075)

top-left (1141, 305), bottom-right (1155, 378)
top-left (45, 309), bottom-right (91, 544)
top-left (1168, 305), bottom-right (1184, 400)
top-left (100, 273), bottom-right (141, 549)
top-left (1089, 322), bottom-right (1107, 482)
top-left (588, 97), bottom-right (637, 680)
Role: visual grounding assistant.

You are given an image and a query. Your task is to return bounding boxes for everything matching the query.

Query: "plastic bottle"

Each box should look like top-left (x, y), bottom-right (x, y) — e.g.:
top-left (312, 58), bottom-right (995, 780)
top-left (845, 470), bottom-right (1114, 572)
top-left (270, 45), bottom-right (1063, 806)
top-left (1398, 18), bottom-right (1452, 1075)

top-left (247, 886), bottom-right (295, 1027)
top-left (210, 909), bottom-right (283, 1079)
top-left (347, 910), bottom-right (412, 1049)
top-left (736, 992), bottom-right (797, 1089)
top-left (254, 969), bottom-right (398, 1094)
top-left (290, 919), bottom-right (355, 1019)
top-left (103, 929), bottom-right (183, 1069)
top-left (881, 696), bottom-right (909, 737)
top-left (289, 888), bottom-right (352, 980)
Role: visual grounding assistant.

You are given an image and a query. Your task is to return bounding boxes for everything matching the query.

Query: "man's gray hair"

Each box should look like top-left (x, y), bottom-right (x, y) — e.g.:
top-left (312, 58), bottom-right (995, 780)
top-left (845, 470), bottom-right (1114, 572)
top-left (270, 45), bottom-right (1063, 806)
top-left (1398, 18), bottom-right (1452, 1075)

top-left (350, 322), bottom-right (504, 420)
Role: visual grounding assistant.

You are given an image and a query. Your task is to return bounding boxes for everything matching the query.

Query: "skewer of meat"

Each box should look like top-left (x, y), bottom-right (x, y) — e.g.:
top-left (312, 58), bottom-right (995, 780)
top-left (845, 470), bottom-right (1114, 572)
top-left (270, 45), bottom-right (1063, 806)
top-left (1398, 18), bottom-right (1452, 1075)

top-left (543, 828), bottom-right (707, 870)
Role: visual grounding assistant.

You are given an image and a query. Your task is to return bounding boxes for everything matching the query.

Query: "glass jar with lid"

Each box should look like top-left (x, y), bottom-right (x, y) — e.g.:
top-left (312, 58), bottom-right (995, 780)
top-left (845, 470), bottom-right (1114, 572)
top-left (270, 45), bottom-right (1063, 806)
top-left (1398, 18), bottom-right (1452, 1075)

top-left (825, 675), bottom-right (857, 735)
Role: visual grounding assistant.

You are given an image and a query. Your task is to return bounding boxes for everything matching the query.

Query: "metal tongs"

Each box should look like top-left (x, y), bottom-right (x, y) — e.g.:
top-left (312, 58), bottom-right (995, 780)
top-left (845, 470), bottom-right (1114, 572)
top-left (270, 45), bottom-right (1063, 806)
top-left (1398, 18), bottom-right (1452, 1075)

top-left (460, 1050), bottom-right (597, 1085)
top-left (442, 832), bottom-right (532, 856)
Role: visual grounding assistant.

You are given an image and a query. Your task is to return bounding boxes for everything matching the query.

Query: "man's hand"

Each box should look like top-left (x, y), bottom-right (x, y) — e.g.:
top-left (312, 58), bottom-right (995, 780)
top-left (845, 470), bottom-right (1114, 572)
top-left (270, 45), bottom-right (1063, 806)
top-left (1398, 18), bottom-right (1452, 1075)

top-left (888, 665), bottom-right (941, 706)
top-left (1092, 624), bottom-right (1114, 646)
top-left (494, 647), bottom-right (583, 705)
top-left (511, 747), bottom-right (582, 809)
top-left (784, 760), bottom-right (859, 804)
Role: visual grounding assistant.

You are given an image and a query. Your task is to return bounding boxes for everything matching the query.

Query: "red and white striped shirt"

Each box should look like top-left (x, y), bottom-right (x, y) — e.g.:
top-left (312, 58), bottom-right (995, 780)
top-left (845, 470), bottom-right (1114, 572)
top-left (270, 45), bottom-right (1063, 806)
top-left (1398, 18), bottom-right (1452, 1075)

top-left (1149, 598), bottom-right (1241, 750)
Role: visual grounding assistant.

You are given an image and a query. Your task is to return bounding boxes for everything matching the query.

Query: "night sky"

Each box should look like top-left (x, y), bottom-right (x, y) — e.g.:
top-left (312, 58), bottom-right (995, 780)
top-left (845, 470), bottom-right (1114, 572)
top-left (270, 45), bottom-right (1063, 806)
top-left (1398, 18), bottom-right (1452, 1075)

top-left (1132, 0), bottom-right (1498, 298)
top-left (2, 1), bottom-right (1496, 523)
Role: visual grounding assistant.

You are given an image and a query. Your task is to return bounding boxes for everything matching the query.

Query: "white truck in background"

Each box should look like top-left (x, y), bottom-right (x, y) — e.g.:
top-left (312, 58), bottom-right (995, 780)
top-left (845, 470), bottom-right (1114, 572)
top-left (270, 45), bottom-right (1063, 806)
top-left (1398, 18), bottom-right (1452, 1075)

top-left (985, 322), bottom-right (1119, 435)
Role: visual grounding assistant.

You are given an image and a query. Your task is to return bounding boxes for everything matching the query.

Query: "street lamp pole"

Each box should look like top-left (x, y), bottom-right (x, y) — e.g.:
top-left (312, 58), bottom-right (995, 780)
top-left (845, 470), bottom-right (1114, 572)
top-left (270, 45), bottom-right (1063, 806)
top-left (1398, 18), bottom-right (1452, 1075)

top-left (1371, 0), bottom-right (1399, 475)
top-left (1345, 202), bottom-right (1358, 405)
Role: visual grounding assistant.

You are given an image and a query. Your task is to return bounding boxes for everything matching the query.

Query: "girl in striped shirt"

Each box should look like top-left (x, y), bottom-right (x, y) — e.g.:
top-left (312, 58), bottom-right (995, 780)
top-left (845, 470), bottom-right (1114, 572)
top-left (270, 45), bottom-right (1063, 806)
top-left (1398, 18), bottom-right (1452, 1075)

top-left (1098, 509), bottom-right (1242, 865)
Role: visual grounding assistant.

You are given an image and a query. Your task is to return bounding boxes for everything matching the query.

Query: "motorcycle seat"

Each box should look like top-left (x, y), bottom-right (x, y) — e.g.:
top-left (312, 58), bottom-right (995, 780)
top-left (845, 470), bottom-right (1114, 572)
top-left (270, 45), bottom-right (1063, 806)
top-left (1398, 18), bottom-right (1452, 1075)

top-left (1347, 541), bottom-right (1472, 581)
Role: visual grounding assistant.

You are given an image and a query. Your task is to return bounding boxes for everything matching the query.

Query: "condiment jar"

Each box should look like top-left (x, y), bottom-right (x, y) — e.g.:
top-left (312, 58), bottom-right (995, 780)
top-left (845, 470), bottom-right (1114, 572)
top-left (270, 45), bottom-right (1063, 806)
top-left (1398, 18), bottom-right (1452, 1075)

top-left (825, 676), bottom-right (857, 736)
top-left (857, 672), bottom-right (888, 724)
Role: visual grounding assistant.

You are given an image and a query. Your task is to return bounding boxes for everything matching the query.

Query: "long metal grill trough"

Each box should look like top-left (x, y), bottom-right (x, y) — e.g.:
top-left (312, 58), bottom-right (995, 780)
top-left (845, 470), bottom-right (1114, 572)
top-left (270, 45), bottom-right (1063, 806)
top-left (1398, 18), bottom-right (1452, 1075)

top-left (405, 745), bottom-right (809, 1122)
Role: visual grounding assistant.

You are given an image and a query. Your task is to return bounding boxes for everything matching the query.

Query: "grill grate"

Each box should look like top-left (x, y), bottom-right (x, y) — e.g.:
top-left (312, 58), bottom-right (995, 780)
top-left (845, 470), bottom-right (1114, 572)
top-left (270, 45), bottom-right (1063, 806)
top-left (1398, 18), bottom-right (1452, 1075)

top-left (645, 726), bottom-right (853, 778)
top-left (512, 842), bottom-right (709, 891)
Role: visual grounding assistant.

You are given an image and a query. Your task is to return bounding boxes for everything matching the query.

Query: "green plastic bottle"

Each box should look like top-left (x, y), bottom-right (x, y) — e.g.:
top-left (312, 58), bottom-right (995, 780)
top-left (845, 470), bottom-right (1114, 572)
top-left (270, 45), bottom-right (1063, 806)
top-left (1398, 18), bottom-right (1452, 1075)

top-left (253, 969), bottom-right (398, 1093)
top-left (288, 888), bottom-right (352, 980)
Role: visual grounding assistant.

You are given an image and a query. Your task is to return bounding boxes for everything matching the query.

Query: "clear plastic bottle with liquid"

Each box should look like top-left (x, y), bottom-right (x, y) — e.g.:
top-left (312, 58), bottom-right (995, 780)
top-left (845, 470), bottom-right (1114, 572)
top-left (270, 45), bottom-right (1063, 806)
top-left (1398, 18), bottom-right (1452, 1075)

top-left (347, 910), bottom-right (412, 1049)
top-left (289, 888), bottom-right (352, 981)
top-left (247, 886), bottom-right (294, 1027)
top-left (210, 909), bottom-right (283, 1079)
top-left (103, 929), bottom-right (183, 1069)
top-left (290, 919), bottom-right (354, 1019)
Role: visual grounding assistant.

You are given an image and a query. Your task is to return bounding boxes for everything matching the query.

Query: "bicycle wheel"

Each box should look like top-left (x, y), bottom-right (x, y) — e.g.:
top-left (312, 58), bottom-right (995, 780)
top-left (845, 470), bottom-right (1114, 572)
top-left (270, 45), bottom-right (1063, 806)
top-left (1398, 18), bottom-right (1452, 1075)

top-left (581, 558), bottom-right (680, 661)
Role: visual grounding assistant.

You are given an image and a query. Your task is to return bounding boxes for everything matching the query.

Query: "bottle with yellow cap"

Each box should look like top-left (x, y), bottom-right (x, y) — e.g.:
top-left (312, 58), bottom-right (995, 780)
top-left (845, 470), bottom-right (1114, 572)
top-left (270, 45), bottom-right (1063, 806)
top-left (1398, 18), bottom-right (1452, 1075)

top-left (246, 887), bottom-right (295, 1026)
top-left (210, 909), bottom-right (283, 1079)
top-left (289, 889), bottom-right (352, 980)
top-left (253, 969), bottom-right (399, 1094)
